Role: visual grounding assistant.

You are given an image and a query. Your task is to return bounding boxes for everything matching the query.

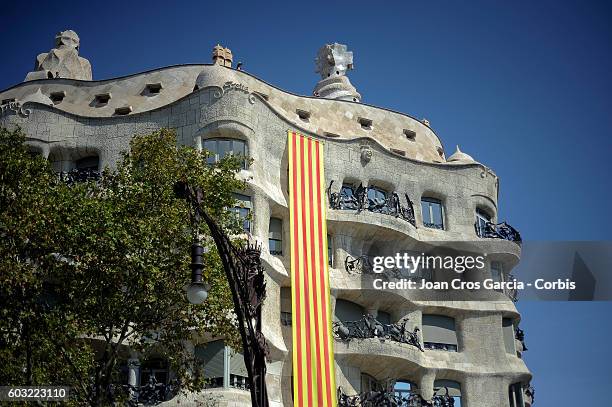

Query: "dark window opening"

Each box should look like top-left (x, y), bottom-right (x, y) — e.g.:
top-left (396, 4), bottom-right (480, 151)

top-left (296, 109), bottom-right (311, 122)
top-left (358, 117), bottom-right (373, 130)
top-left (114, 106), bottom-right (132, 115)
top-left (94, 93), bottom-right (111, 105)
top-left (145, 83), bottom-right (163, 94)
top-left (50, 91), bottom-right (66, 104)
top-left (76, 156), bottom-right (99, 171)
top-left (404, 129), bottom-right (417, 140)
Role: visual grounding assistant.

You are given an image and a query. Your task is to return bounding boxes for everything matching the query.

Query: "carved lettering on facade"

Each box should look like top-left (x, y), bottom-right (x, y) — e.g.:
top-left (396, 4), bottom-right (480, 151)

top-left (0, 100), bottom-right (31, 118)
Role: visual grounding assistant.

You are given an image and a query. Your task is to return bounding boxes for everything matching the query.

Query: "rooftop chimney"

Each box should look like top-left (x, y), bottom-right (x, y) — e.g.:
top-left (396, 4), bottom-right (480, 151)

top-left (313, 43), bottom-right (361, 102)
top-left (212, 44), bottom-right (233, 68)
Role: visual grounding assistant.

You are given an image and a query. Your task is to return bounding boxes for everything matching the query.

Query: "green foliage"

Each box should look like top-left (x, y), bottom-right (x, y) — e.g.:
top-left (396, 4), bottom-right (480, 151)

top-left (0, 127), bottom-right (245, 405)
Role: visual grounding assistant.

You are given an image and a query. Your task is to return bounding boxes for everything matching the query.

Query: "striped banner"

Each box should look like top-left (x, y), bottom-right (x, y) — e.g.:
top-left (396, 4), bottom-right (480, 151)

top-left (288, 131), bottom-right (336, 407)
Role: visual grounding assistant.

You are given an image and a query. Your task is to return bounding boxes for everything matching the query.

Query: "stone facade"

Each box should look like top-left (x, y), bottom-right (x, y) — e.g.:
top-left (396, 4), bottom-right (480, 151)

top-left (0, 37), bottom-right (531, 407)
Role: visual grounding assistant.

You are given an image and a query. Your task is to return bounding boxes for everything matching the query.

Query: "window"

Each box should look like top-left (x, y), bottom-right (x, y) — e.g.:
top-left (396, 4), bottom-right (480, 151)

top-left (358, 117), bottom-right (373, 130)
top-left (195, 340), bottom-right (225, 387)
top-left (50, 91), bottom-right (65, 104)
top-left (94, 93), bottom-right (111, 105)
top-left (327, 234), bottom-right (333, 267)
top-left (231, 193), bottom-right (251, 233)
top-left (195, 341), bottom-right (249, 390)
top-left (475, 208), bottom-right (491, 236)
top-left (339, 184), bottom-right (358, 210)
top-left (422, 315), bottom-right (458, 352)
top-left (76, 156), bottom-right (99, 171)
top-left (403, 129), bottom-right (416, 140)
top-left (203, 138), bottom-right (249, 169)
top-left (145, 82), bottom-right (163, 94)
top-left (490, 261), bottom-right (504, 287)
top-left (269, 217), bottom-right (283, 255)
top-left (434, 380), bottom-right (462, 406)
top-left (509, 383), bottom-right (525, 407)
top-left (280, 287), bottom-right (291, 326)
top-left (361, 373), bottom-right (381, 393)
top-left (421, 198), bottom-right (444, 229)
top-left (393, 380), bottom-right (415, 399)
top-left (502, 318), bottom-right (516, 354)
top-left (114, 106), bottom-right (132, 115)
top-left (341, 184), bottom-right (355, 199)
top-left (335, 299), bottom-right (364, 322)
top-left (377, 311), bottom-right (391, 325)
top-left (367, 186), bottom-right (387, 207)
top-left (140, 358), bottom-right (168, 385)
top-left (324, 132), bottom-right (341, 138)
top-left (281, 311), bottom-right (292, 326)
top-left (296, 109), bottom-right (311, 122)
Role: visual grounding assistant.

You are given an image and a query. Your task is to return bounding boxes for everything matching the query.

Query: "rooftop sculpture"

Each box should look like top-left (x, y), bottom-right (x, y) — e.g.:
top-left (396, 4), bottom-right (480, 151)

top-left (313, 43), bottom-right (361, 102)
top-left (24, 30), bottom-right (92, 81)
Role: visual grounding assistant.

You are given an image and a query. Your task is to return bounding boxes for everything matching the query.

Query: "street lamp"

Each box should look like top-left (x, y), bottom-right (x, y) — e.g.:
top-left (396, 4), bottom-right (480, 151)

top-left (186, 243), bottom-right (210, 304)
top-left (174, 181), bottom-right (269, 407)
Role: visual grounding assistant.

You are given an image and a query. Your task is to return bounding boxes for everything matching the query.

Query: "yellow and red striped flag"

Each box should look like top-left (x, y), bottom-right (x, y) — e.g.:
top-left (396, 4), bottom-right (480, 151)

top-left (288, 131), bottom-right (336, 407)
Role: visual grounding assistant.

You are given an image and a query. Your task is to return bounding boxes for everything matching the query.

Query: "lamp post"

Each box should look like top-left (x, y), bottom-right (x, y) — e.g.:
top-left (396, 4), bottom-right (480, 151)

top-left (186, 243), bottom-right (210, 304)
top-left (174, 181), bottom-right (269, 407)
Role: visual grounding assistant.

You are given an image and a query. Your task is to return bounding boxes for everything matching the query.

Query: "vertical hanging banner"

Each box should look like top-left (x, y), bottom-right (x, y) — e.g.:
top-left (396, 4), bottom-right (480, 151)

top-left (288, 131), bottom-right (336, 407)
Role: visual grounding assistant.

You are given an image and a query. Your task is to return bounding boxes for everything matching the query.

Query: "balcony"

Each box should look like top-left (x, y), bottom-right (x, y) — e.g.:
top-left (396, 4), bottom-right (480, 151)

top-left (58, 168), bottom-right (101, 184)
top-left (475, 220), bottom-right (522, 244)
top-left (115, 378), bottom-right (179, 405)
top-left (516, 327), bottom-right (527, 352)
top-left (344, 254), bottom-right (433, 281)
top-left (332, 314), bottom-right (424, 352)
top-left (338, 385), bottom-right (456, 407)
top-left (327, 181), bottom-right (416, 227)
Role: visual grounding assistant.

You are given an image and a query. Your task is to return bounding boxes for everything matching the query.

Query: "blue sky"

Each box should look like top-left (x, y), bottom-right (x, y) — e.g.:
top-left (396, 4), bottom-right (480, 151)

top-left (2, 0), bottom-right (611, 404)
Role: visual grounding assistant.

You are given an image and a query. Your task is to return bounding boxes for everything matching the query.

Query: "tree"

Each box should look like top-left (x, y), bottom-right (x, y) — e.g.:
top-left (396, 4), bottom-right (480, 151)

top-left (0, 127), bottom-right (246, 405)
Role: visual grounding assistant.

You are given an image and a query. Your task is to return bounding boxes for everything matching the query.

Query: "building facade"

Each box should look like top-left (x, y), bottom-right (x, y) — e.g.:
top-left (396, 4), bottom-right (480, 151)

top-left (0, 32), bottom-right (532, 407)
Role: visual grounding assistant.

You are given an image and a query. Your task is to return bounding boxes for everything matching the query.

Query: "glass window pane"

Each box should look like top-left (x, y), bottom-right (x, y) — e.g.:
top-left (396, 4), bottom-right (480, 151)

top-left (327, 234), bottom-right (333, 266)
top-left (204, 139), bottom-right (217, 164)
top-left (491, 261), bottom-right (503, 283)
top-left (269, 218), bottom-right (282, 239)
top-left (432, 202), bottom-right (443, 227)
top-left (217, 139), bottom-right (231, 159)
top-left (341, 185), bottom-right (354, 198)
top-left (269, 239), bottom-right (282, 255)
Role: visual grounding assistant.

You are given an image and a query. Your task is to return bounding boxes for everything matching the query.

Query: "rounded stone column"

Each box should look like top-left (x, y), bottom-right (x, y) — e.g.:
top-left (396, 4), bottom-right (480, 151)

top-left (127, 357), bottom-right (140, 401)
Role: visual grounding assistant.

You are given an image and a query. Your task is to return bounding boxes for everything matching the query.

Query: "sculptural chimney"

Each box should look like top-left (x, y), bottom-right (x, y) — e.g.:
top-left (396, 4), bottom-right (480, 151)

top-left (313, 43), bottom-right (361, 102)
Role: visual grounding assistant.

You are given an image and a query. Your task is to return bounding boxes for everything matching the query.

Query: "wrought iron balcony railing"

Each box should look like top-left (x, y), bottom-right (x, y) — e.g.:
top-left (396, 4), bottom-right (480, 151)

top-left (327, 181), bottom-right (416, 227)
top-left (112, 378), bottom-right (179, 406)
top-left (525, 384), bottom-right (535, 406)
top-left (475, 220), bottom-right (522, 244)
top-left (345, 254), bottom-right (433, 281)
top-left (58, 168), bottom-right (101, 184)
top-left (338, 385), bottom-right (456, 407)
top-left (504, 273), bottom-right (519, 302)
top-left (423, 342), bottom-right (458, 352)
top-left (332, 314), bottom-right (424, 352)
top-left (516, 327), bottom-right (527, 351)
